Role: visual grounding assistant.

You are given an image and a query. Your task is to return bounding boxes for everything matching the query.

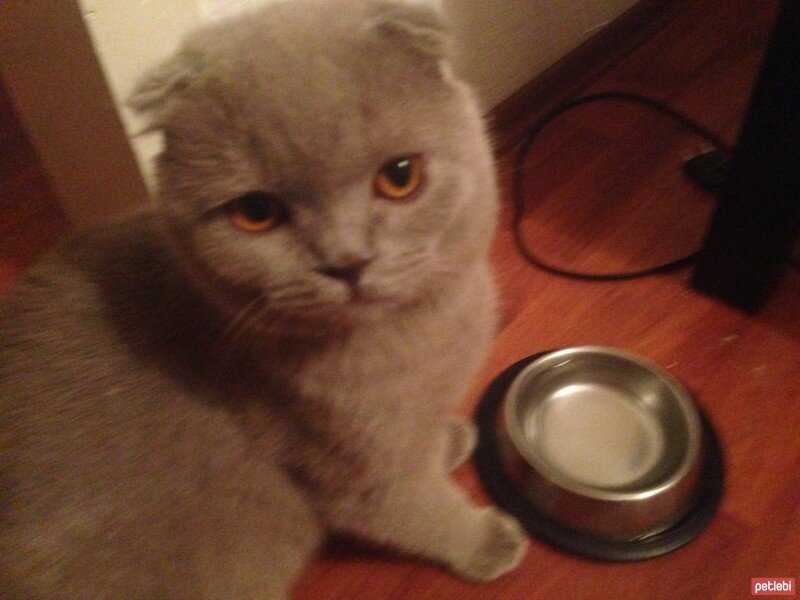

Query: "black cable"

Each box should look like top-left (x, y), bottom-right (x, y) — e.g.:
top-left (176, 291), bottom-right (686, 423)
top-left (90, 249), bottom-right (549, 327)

top-left (512, 91), bottom-right (733, 281)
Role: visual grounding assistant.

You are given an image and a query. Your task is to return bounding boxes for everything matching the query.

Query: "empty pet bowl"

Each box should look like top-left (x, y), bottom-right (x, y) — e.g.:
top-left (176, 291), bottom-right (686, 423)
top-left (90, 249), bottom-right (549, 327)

top-left (473, 348), bottom-right (724, 561)
top-left (502, 346), bottom-right (703, 540)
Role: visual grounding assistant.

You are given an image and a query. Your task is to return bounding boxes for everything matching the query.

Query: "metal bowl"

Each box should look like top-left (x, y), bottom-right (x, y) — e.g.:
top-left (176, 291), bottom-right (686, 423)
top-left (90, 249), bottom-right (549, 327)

top-left (500, 346), bottom-right (704, 541)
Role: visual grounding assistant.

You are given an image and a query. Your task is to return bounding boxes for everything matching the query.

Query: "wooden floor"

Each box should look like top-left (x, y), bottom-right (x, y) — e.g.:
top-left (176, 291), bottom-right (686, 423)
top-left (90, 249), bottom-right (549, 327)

top-left (1, 0), bottom-right (797, 598)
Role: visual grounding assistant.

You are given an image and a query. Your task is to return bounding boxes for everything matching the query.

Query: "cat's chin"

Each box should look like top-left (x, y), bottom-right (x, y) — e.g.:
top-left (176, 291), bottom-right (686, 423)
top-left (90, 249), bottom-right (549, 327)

top-left (298, 295), bottom-right (399, 325)
top-left (255, 276), bottom-right (443, 333)
top-left (312, 279), bottom-right (414, 316)
top-left (240, 303), bottom-right (391, 339)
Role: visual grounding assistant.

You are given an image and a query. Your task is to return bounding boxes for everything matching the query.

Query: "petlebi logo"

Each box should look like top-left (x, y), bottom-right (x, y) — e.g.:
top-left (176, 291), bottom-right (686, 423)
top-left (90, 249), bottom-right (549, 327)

top-left (751, 578), bottom-right (796, 596)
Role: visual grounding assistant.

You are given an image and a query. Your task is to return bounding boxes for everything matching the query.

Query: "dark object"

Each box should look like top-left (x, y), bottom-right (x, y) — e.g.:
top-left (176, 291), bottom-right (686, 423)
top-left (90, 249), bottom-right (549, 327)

top-left (683, 150), bottom-right (730, 194)
top-left (691, 0), bottom-right (800, 313)
top-left (473, 353), bottom-right (725, 562)
top-left (513, 91), bottom-right (730, 281)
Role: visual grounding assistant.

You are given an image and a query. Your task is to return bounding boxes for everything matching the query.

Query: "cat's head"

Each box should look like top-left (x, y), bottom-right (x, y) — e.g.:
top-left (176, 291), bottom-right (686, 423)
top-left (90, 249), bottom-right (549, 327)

top-left (130, 0), bottom-right (497, 330)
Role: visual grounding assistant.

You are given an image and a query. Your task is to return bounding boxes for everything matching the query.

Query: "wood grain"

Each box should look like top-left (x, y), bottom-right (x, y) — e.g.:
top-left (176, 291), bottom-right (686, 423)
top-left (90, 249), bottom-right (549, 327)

top-left (1, 0), bottom-right (795, 597)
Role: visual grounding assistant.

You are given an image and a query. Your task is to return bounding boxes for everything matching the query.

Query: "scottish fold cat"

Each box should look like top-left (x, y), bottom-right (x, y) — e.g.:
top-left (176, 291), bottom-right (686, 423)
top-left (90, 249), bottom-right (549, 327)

top-left (0, 1), bottom-right (528, 597)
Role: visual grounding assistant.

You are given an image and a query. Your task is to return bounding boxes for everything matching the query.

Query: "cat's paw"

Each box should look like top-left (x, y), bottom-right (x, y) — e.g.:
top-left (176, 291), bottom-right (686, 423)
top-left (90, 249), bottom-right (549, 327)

top-left (445, 419), bottom-right (478, 471)
top-left (453, 509), bottom-right (528, 581)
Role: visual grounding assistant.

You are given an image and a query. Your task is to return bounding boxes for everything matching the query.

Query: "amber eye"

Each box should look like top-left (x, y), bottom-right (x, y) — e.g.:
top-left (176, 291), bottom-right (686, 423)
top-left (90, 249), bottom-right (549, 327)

top-left (227, 192), bottom-right (285, 233)
top-left (374, 155), bottom-right (425, 201)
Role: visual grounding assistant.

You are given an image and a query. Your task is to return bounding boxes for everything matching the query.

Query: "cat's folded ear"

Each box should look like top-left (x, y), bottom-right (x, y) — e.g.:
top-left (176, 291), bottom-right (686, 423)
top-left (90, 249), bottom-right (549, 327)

top-left (368, 1), bottom-right (452, 60)
top-left (127, 51), bottom-right (202, 125)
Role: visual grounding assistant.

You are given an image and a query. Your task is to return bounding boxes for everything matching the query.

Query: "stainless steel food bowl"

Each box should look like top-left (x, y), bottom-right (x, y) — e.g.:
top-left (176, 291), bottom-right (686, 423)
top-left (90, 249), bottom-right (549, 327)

top-left (500, 346), bottom-right (704, 541)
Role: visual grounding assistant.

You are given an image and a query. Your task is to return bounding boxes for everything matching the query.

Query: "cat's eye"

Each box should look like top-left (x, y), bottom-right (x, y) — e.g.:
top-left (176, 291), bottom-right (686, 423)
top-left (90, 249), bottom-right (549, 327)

top-left (227, 192), bottom-right (286, 233)
top-left (374, 155), bottom-right (425, 201)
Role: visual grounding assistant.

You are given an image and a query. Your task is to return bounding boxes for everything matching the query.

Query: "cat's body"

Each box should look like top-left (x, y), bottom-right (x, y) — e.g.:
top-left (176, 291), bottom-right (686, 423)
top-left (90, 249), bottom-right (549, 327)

top-left (0, 1), bottom-right (527, 598)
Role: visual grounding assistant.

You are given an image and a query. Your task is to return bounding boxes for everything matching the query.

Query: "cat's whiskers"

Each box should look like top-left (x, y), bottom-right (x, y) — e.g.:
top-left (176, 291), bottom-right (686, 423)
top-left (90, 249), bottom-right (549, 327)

top-left (385, 248), bottom-right (429, 271)
top-left (216, 287), bottom-right (320, 344)
top-left (271, 286), bottom-right (328, 309)
top-left (213, 293), bottom-right (270, 352)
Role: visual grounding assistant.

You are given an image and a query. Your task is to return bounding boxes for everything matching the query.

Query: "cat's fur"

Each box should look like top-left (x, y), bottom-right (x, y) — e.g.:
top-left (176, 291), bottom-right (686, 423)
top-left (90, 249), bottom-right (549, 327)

top-left (0, 1), bottom-right (528, 598)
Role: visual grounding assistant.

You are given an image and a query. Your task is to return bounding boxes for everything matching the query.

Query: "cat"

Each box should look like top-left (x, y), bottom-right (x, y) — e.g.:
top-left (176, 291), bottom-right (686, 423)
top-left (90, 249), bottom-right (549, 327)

top-left (0, 1), bottom-right (528, 598)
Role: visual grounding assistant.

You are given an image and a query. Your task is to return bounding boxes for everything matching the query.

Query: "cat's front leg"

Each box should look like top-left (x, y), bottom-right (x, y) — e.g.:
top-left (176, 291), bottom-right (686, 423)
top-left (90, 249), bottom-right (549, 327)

top-left (325, 473), bottom-right (528, 581)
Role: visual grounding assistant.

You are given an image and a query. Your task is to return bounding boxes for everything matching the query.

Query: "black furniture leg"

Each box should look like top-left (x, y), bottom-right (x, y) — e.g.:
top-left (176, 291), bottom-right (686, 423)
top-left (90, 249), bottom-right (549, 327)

top-left (691, 0), bottom-right (800, 314)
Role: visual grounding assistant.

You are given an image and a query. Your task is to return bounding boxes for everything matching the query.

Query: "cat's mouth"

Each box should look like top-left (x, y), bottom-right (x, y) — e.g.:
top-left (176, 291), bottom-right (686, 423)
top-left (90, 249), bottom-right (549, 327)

top-left (326, 284), bottom-right (389, 312)
top-left (312, 266), bottom-right (398, 308)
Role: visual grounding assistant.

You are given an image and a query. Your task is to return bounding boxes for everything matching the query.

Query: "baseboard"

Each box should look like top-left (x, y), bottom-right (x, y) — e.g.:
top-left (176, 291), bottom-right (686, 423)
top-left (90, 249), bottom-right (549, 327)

top-left (488, 0), bottom-right (693, 154)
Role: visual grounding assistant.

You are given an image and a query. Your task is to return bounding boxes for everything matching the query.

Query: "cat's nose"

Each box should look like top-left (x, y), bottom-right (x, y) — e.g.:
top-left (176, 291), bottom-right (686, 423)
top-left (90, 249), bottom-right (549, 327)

top-left (316, 254), bottom-right (373, 285)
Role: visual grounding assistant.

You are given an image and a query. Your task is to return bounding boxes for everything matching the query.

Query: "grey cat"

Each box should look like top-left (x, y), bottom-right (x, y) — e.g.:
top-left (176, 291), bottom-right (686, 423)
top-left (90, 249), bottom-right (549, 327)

top-left (0, 1), bottom-right (528, 598)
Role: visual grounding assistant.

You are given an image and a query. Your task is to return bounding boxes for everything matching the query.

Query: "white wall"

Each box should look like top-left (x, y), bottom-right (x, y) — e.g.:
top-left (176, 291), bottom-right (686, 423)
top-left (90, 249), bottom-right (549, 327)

top-left (79, 0), bottom-right (204, 188)
top-left (445, 0), bottom-right (639, 109)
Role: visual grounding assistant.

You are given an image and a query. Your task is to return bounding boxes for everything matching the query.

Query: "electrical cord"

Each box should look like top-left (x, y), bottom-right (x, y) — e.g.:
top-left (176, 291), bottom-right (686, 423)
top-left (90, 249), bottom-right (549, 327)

top-left (512, 90), bottom-right (733, 281)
